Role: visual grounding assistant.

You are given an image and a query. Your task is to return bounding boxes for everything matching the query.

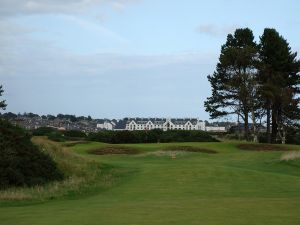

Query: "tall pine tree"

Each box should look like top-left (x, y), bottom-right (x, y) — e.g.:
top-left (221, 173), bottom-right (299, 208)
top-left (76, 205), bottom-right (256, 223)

top-left (204, 28), bottom-right (259, 139)
top-left (259, 28), bottom-right (300, 143)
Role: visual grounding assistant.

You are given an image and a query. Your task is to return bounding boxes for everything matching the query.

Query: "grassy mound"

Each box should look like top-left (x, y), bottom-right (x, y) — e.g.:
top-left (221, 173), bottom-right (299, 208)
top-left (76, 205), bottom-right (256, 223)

top-left (0, 137), bottom-right (123, 202)
top-left (237, 143), bottom-right (290, 151)
top-left (62, 141), bottom-right (90, 147)
top-left (88, 146), bottom-right (140, 155)
top-left (0, 120), bottom-right (63, 189)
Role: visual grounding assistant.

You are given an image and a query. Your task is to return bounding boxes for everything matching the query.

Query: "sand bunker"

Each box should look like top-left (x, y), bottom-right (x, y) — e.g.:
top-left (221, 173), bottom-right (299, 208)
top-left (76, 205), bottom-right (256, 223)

top-left (237, 143), bottom-right (290, 151)
top-left (163, 146), bottom-right (217, 154)
top-left (280, 151), bottom-right (300, 161)
top-left (88, 146), bottom-right (140, 155)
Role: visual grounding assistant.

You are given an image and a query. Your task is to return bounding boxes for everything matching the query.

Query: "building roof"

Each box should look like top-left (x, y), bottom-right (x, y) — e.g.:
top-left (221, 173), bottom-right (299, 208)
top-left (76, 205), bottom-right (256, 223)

top-left (124, 118), bottom-right (201, 126)
top-left (114, 120), bottom-right (127, 129)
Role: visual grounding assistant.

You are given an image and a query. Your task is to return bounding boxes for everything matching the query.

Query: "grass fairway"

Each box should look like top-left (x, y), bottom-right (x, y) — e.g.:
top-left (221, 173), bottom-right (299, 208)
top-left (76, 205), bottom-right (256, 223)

top-left (1, 140), bottom-right (300, 225)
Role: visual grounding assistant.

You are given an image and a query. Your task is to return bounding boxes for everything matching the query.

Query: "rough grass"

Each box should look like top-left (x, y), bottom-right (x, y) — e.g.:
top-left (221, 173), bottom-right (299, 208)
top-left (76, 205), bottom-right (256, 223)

top-left (0, 137), bottom-right (120, 202)
top-left (62, 141), bottom-right (90, 147)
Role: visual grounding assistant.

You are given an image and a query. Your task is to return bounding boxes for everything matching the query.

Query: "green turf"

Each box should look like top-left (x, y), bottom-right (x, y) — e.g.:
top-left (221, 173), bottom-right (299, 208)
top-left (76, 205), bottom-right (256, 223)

top-left (1, 140), bottom-right (300, 225)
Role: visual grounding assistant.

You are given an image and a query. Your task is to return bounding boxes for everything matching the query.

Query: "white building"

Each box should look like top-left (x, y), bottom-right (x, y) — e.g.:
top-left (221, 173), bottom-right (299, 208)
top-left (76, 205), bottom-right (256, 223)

top-left (97, 118), bottom-right (226, 132)
top-left (205, 126), bottom-right (226, 132)
top-left (125, 118), bottom-right (206, 131)
top-left (96, 120), bottom-right (115, 130)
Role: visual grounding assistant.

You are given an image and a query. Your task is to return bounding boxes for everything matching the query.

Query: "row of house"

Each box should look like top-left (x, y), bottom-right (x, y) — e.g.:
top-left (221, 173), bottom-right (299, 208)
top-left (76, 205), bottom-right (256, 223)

top-left (6, 115), bottom-right (99, 132)
top-left (2, 113), bottom-right (227, 133)
top-left (97, 118), bottom-right (226, 132)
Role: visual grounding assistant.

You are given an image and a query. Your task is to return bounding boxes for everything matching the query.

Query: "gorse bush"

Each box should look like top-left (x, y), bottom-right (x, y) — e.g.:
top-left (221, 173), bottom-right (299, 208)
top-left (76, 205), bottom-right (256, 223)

top-left (32, 126), bottom-right (56, 136)
top-left (0, 120), bottom-right (63, 189)
top-left (64, 130), bottom-right (87, 138)
top-left (32, 127), bottom-right (87, 142)
top-left (32, 127), bottom-right (218, 144)
top-left (47, 131), bottom-right (66, 142)
top-left (88, 129), bottom-right (218, 144)
top-left (286, 128), bottom-right (300, 145)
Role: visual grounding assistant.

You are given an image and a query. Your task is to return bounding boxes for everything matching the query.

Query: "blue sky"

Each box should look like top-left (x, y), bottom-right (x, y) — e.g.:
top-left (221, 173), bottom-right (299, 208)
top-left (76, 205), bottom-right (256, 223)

top-left (0, 0), bottom-right (299, 119)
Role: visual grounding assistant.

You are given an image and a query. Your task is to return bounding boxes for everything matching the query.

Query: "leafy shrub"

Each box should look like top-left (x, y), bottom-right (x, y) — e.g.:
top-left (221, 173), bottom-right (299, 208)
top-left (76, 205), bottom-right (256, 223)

top-left (258, 129), bottom-right (300, 145)
top-left (32, 126), bottom-right (56, 136)
top-left (47, 131), bottom-right (66, 142)
top-left (258, 132), bottom-right (268, 143)
top-left (88, 129), bottom-right (218, 144)
top-left (0, 119), bottom-right (63, 189)
top-left (286, 128), bottom-right (300, 145)
top-left (32, 127), bottom-right (87, 142)
top-left (63, 130), bottom-right (87, 140)
top-left (223, 133), bottom-right (241, 140)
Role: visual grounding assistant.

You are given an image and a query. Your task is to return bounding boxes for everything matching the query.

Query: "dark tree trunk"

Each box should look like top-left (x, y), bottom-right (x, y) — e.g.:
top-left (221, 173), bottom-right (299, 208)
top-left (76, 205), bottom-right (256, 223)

top-left (271, 105), bottom-right (278, 143)
top-left (277, 105), bottom-right (285, 144)
top-left (237, 113), bottom-right (241, 140)
top-left (266, 102), bottom-right (271, 143)
top-left (244, 112), bottom-right (249, 140)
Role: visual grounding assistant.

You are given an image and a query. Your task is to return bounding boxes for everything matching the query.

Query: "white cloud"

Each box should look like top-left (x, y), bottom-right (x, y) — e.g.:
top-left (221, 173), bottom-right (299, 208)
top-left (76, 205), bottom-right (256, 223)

top-left (0, 1), bottom-right (138, 53)
top-left (0, 0), bottom-right (140, 17)
top-left (0, 44), bottom-right (214, 79)
top-left (112, 0), bottom-right (140, 12)
top-left (196, 24), bottom-right (239, 38)
top-left (61, 15), bottom-right (128, 43)
top-left (0, 36), bottom-right (214, 118)
top-left (0, 15), bottom-right (215, 79)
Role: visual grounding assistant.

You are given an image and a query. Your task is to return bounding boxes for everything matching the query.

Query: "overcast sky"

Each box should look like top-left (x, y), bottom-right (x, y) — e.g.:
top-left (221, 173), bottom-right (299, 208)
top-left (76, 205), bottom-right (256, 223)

top-left (0, 0), bottom-right (299, 119)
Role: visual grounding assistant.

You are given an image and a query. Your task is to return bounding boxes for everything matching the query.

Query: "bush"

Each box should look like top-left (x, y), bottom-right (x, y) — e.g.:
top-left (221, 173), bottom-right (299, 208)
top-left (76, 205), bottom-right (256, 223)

top-left (32, 127), bottom-right (56, 136)
top-left (223, 133), bottom-right (241, 140)
top-left (88, 129), bottom-right (218, 144)
top-left (0, 119), bottom-right (63, 189)
top-left (258, 132), bottom-right (268, 143)
top-left (257, 128), bottom-right (300, 145)
top-left (47, 131), bottom-right (66, 142)
top-left (88, 130), bottom-right (115, 143)
top-left (286, 128), bottom-right (300, 145)
top-left (63, 130), bottom-right (87, 140)
top-left (32, 127), bottom-right (87, 142)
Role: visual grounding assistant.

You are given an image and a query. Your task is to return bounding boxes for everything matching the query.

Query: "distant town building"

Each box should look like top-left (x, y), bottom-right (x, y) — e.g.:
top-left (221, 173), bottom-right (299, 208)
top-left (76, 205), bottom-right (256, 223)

top-left (205, 126), bottom-right (227, 132)
top-left (96, 119), bottom-right (114, 130)
top-left (125, 118), bottom-right (205, 131)
top-left (97, 118), bottom-right (226, 132)
top-left (1, 112), bottom-right (227, 133)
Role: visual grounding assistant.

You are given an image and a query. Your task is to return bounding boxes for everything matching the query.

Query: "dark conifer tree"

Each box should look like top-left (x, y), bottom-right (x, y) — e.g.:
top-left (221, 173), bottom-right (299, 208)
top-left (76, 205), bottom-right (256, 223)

top-left (204, 28), bottom-right (259, 140)
top-left (258, 28), bottom-right (300, 143)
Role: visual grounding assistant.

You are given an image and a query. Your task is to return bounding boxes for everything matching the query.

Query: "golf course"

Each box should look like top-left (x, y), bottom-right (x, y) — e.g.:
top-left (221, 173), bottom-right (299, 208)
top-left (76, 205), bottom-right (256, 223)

top-left (1, 137), bottom-right (300, 225)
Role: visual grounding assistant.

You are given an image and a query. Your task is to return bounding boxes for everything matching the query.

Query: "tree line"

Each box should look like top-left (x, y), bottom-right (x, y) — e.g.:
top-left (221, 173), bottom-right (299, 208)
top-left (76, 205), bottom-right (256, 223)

top-left (88, 130), bottom-right (218, 144)
top-left (32, 126), bottom-right (218, 144)
top-left (205, 28), bottom-right (300, 144)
